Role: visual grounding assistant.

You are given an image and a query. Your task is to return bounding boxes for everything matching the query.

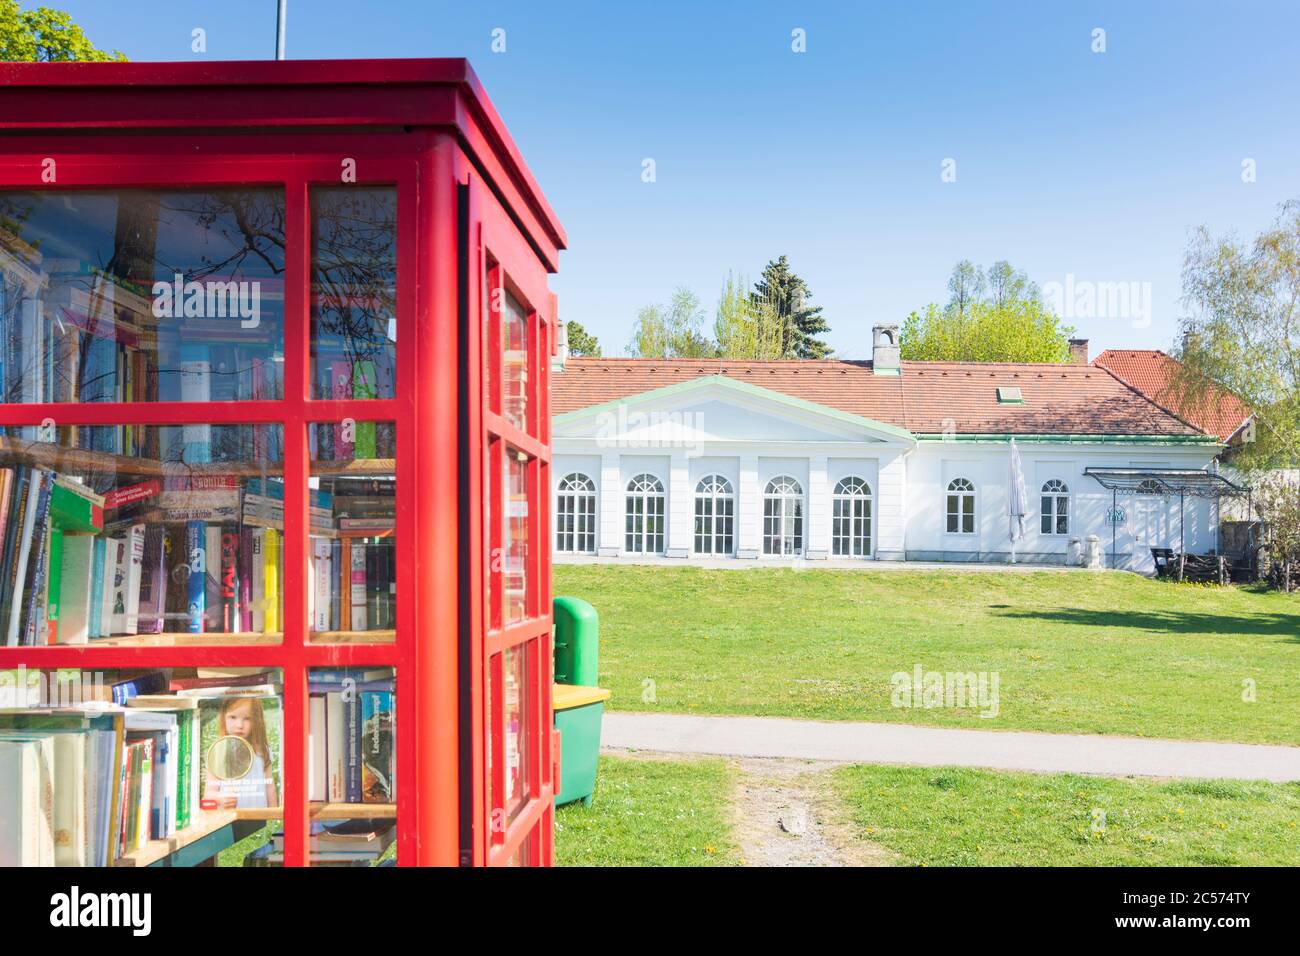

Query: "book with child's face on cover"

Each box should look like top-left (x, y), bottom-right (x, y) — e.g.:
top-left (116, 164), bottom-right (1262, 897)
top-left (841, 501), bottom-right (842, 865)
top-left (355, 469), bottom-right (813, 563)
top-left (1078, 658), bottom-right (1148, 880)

top-left (197, 693), bottom-right (281, 811)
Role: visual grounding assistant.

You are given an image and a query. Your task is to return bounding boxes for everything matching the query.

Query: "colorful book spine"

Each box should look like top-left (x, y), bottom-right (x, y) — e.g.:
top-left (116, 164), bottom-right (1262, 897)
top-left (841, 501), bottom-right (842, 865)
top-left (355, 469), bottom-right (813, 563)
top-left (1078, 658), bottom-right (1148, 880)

top-left (204, 526), bottom-right (222, 631)
top-left (87, 536), bottom-right (106, 639)
top-left (360, 690), bottom-right (394, 803)
top-left (55, 533), bottom-right (94, 645)
top-left (313, 537), bottom-right (331, 632)
top-left (329, 538), bottom-right (342, 632)
top-left (251, 529), bottom-right (266, 632)
top-left (237, 526), bottom-right (253, 632)
top-left (105, 537), bottom-right (127, 636)
top-left (344, 694), bottom-right (361, 803)
top-left (349, 541), bottom-right (367, 630)
top-left (263, 528), bottom-right (279, 633)
top-left (136, 525), bottom-right (166, 635)
top-left (185, 521), bottom-right (206, 633)
top-left (44, 526), bottom-right (63, 644)
top-left (0, 469), bottom-right (31, 641)
top-left (21, 473), bottom-right (55, 646)
top-left (123, 523), bottom-right (146, 636)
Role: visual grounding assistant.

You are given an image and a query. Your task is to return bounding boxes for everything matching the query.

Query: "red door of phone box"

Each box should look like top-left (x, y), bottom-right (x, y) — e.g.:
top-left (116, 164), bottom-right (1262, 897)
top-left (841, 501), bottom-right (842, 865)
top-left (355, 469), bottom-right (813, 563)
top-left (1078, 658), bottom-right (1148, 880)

top-left (0, 58), bottom-right (566, 867)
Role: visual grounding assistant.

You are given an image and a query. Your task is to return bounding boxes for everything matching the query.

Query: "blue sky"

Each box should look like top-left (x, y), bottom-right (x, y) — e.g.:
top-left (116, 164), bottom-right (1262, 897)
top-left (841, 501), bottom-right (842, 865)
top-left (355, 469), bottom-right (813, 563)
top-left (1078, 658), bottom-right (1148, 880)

top-left (58, 0), bottom-right (1300, 359)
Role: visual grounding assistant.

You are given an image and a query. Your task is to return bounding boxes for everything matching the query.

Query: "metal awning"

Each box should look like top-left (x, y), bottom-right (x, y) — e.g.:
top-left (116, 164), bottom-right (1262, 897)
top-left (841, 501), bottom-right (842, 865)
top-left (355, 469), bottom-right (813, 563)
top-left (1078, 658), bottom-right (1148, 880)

top-left (1083, 467), bottom-right (1249, 499)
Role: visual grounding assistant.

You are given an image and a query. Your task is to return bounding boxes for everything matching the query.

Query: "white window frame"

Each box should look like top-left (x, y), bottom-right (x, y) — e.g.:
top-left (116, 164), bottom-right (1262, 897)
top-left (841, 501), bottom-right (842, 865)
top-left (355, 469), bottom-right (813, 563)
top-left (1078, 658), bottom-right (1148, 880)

top-left (832, 476), bottom-right (873, 557)
top-left (946, 477), bottom-right (977, 535)
top-left (625, 473), bottom-right (665, 554)
top-left (763, 475), bottom-right (804, 556)
top-left (693, 474), bottom-right (735, 556)
top-left (1040, 479), bottom-right (1070, 536)
top-left (555, 472), bottom-right (597, 554)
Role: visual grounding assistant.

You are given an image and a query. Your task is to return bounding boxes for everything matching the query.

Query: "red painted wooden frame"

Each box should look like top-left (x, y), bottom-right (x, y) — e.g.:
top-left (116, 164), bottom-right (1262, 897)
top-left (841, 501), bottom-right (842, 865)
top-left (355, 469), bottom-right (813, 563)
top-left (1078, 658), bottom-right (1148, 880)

top-left (0, 60), bottom-right (565, 868)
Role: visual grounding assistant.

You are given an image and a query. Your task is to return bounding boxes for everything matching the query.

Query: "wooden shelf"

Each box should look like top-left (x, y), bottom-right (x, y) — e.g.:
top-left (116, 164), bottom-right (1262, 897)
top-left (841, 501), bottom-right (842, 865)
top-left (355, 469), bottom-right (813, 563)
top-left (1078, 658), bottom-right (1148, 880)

top-left (235, 803), bottom-right (397, 821)
top-left (115, 810), bottom-right (237, 867)
top-left (52, 629), bottom-right (396, 647)
top-left (312, 459), bottom-right (396, 476)
top-left (311, 629), bottom-right (396, 644)
top-left (0, 435), bottom-right (394, 478)
top-left (88, 631), bottom-right (283, 646)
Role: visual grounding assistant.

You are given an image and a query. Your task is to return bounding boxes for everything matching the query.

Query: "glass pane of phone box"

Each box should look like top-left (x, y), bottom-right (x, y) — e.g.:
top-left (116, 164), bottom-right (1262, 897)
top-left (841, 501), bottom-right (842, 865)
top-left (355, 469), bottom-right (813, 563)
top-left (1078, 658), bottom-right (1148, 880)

top-left (308, 422), bottom-right (395, 644)
top-left (0, 425), bottom-right (285, 646)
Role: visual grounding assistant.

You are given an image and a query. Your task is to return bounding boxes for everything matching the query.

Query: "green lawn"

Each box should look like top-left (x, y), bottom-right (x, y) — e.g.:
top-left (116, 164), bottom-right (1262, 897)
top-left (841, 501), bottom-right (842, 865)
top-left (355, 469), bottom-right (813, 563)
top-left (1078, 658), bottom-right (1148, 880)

top-left (555, 565), bottom-right (1300, 745)
top-left (556, 756), bottom-right (739, 866)
top-left (835, 764), bottom-right (1300, 866)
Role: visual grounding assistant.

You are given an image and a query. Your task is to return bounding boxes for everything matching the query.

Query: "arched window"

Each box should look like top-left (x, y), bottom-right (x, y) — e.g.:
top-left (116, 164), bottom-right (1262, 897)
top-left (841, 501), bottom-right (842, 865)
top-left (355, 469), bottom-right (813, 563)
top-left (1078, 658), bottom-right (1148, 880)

top-left (946, 478), bottom-right (976, 534)
top-left (625, 473), bottom-right (665, 554)
top-left (555, 473), bottom-right (596, 553)
top-left (1040, 479), bottom-right (1070, 536)
top-left (832, 477), bottom-right (873, 557)
top-left (694, 475), bottom-right (735, 555)
top-left (763, 476), bottom-right (804, 556)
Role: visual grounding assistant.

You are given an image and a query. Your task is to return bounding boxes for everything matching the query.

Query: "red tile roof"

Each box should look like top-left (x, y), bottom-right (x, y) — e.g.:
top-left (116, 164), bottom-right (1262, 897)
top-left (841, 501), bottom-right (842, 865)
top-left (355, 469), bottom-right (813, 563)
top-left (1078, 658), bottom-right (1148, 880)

top-left (1092, 350), bottom-right (1252, 442)
top-left (552, 357), bottom-right (1206, 437)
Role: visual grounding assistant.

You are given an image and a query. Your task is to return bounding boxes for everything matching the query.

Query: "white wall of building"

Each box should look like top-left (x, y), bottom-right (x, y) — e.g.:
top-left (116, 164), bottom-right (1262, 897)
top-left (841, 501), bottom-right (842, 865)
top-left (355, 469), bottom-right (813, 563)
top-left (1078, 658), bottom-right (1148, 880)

top-left (550, 379), bottom-right (1223, 571)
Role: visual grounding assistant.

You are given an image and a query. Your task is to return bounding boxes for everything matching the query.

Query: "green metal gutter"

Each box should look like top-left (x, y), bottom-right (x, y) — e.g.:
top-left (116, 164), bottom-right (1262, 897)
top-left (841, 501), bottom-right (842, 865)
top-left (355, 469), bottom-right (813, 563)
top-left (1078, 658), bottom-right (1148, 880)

top-left (914, 433), bottom-right (1223, 446)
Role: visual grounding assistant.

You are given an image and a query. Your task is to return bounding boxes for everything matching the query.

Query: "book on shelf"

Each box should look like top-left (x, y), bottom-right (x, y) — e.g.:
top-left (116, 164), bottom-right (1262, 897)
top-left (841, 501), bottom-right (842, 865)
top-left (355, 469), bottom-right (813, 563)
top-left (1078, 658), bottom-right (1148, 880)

top-left (0, 410), bottom-right (406, 643)
top-left (0, 705), bottom-right (126, 867)
top-left (0, 665), bottom-right (393, 864)
top-left (195, 690), bottom-right (281, 812)
top-left (307, 668), bottom-right (396, 806)
top-left (271, 820), bottom-right (396, 856)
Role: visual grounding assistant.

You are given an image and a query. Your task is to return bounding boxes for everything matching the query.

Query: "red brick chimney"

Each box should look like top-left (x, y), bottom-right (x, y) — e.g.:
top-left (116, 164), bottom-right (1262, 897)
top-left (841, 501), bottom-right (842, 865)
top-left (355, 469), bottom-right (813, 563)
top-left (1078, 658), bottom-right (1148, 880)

top-left (1068, 338), bottom-right (1089, 365)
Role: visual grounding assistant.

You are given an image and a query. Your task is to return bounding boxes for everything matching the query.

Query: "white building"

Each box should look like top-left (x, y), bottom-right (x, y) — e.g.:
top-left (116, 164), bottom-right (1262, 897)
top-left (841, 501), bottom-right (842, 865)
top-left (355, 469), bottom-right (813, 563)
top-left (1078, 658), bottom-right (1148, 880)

top-left (551, 328), bottom-right (1227, 574)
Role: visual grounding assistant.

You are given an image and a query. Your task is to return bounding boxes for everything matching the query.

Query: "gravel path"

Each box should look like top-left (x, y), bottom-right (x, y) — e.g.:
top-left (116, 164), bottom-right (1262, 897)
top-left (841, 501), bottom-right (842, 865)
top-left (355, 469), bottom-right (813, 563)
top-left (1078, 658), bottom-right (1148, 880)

top-left (604, 712), bottom-right (1300, 781)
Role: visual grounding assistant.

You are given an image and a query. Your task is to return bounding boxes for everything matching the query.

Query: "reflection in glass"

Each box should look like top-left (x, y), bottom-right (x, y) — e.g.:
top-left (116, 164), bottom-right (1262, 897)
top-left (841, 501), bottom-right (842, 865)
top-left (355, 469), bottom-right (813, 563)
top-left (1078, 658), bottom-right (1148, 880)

top-left (310, 188), bottom-right (397, 401)
top-left (0, 189), bottom-right (285, 427)
top-left (503, 450), bottom-right (528, 623)
top-left (503, 643), bottom-right (530, 821)
top-left (501, 290), bottom-right (527, 429)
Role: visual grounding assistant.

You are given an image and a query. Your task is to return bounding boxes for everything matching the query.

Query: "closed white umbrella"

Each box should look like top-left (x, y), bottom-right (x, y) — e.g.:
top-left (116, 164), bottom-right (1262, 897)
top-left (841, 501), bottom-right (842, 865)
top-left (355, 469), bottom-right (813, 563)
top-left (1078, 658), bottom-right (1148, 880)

top-left (1008, 437), bottom-right (1029, 563)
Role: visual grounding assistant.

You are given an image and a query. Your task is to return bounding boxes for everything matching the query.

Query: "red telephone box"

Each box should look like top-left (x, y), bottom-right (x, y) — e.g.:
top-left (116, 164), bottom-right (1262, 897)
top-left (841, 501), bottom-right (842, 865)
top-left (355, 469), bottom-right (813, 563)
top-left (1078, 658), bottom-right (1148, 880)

top-left (0, 59), bottom-right (565, 866)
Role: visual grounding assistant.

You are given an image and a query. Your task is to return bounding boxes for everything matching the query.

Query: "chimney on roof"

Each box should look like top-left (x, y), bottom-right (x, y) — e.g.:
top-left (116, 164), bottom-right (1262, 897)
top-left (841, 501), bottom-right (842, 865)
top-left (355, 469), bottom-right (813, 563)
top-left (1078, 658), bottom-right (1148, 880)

top-left (873, 324), bottom-right (900, 375)
top-left (552, 317), bottom-right (569, 372)
top-left (1068, 337), bottom-right (1089, 366)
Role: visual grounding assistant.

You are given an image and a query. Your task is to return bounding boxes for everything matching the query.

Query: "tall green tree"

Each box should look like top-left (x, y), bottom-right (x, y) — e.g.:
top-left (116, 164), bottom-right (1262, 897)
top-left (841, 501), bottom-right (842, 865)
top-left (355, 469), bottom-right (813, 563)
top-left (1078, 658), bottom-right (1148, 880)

top-left (713, 271), bottom-right (783, 360)
top-left (1174, 199), bottom-right (1300, 470)
top-left (564, 319), bottom-right (601, 357)
top-left (627, 288), bottom-right (716, 358)
top-left (902, 260), bottom-right (1070, 362)
top-left (750, 256), bottom-right (832, 358)
top-left (0, 1), bottom-right (125, 61)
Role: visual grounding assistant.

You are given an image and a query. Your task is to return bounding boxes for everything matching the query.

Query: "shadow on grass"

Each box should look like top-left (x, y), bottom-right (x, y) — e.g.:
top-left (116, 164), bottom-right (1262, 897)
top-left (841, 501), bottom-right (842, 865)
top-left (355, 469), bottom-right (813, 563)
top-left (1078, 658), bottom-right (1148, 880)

top-left (997, 606), bottom-right (1300, 640)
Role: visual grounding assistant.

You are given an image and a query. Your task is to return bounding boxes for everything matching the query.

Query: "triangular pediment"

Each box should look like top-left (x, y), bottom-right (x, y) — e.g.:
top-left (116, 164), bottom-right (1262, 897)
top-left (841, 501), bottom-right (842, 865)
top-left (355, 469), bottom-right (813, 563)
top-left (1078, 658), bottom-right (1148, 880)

top-left (553, 375), bottom-right (914, 446)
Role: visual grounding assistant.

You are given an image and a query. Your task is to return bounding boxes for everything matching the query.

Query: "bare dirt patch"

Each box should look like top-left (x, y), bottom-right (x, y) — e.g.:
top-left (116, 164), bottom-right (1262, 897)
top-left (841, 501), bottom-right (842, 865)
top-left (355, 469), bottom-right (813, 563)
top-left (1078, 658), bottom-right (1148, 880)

top-left (729, 757), bottom-right (895, 867)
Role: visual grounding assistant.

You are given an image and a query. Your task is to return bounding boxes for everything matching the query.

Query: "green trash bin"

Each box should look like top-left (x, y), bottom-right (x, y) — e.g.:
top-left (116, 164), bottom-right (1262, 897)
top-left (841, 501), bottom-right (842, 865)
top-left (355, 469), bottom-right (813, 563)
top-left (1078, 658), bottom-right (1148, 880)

top-left (552, 596), bottom-right (608, 807)
top-left (553, 683), bottom-right (611, 807)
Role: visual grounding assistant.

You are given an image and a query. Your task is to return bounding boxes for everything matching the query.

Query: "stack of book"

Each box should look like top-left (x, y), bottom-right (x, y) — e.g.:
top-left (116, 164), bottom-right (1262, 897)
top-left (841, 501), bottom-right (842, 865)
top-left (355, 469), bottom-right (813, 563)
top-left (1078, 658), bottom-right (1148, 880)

top-left (244, 820), bottom-right (396, 867)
